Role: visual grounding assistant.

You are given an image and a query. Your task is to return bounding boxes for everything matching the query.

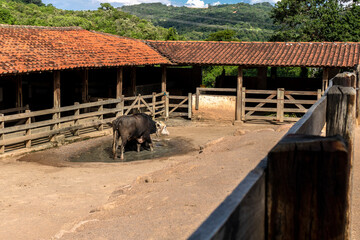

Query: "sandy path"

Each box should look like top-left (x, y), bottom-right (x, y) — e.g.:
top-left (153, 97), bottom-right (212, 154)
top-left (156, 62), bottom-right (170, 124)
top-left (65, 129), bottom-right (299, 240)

top-left (0, 121), bottom-right (291, 240)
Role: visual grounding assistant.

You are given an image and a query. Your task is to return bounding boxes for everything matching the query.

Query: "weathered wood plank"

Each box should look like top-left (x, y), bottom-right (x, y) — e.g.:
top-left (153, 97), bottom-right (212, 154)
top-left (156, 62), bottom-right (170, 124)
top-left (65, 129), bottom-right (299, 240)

top-left (267, 135), bottom-right (350, 240)
top-left (235, 66), bottom-right (243, 121)
top-left (53, 71), bottom-right (61, 108)
top-left (284, 90), bottom-right (318, 96)
top-left (277, 88), bottom-right (284, 122)
top-left (189, 159), bottom-right (266, 240)
top-left (197, 87), bottom-right (236, 93)
top-left (245, 99), bottom-right (278, 104)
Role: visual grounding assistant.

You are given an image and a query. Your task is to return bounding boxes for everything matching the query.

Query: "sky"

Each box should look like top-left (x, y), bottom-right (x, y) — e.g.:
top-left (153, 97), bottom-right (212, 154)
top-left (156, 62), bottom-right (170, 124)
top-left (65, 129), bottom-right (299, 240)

top-left (41, 0), bottom-right (279, 11)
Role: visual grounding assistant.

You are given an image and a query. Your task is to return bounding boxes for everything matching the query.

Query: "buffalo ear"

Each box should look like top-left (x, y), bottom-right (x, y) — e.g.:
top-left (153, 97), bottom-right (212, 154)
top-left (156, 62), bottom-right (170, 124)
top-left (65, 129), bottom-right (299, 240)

top-left (156, 122), bottom-right (161, 128)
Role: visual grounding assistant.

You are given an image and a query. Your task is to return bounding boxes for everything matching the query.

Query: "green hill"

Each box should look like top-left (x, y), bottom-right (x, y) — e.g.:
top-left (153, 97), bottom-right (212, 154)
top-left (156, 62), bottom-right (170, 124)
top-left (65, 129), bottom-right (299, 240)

top-left (0, 1), bottom-right (172, 40)
top-left (121, 2), bottom-right (275, 41)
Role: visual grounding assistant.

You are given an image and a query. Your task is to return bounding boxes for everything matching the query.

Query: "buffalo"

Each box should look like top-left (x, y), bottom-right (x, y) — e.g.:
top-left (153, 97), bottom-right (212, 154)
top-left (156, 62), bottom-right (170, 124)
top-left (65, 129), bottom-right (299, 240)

top-left (112, 113), bottom-right (169, 160)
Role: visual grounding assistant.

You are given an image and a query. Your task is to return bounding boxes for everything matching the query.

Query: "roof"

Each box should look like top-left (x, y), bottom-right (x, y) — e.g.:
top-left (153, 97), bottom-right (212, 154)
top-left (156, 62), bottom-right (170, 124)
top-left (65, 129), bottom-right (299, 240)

top-left (147, 41), bottom-right (360, 67)
top-left (0, 24), bottom-right (170, 75)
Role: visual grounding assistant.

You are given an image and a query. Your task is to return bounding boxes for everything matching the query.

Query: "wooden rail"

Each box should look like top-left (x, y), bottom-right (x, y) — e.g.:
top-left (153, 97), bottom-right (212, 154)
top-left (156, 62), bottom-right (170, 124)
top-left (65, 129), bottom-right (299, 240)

top-left (189, 72), bottom-right (357, 240)
top-left (0, 92), bottom-right (192, 155)
top-left (195, 87), bottom-right (321, 122)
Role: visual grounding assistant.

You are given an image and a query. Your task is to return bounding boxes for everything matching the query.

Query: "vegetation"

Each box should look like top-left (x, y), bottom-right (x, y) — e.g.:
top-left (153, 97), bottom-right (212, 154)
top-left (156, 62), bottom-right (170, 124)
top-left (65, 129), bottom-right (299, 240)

top-left (121, 2), bottom-right (275, 41)
top-left (0, 0), bottom-right (174, 40)
top-left (271, 0), bottom-right (360, 42)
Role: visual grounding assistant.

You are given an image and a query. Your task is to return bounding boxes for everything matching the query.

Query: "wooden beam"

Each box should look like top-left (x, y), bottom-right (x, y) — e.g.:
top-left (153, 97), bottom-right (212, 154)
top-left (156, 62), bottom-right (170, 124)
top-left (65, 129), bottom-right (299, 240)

top-left (235, 66), bottom-right (243, 121)
top-left (82, 69), bottom-right (89, 103)
top-left (161, 65), bottom-right (167, 93)
top-left (53, 71), bottom-right (61, 108)
top-left (116, 67), bottom-right (123, 99)
top-left (131, 66), bottom-right (136, 96)
top-left (15, 75), bottom-right (23, 109)
top-left (322, 68), bottom-right (329, 92)
top-left (267, 135), bottom-right (350, 240)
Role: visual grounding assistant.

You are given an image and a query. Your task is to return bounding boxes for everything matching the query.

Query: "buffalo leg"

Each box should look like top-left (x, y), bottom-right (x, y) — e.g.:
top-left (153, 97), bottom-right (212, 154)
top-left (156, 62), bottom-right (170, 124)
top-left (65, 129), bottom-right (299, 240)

top-left (120, 137), bottom-right (127, 161)
top-left (112, 130), bottom-right (119, 159)
top-left (137, 143), bottom-right (141, 152)
top-left (145, 135), bottom-right (154, 152)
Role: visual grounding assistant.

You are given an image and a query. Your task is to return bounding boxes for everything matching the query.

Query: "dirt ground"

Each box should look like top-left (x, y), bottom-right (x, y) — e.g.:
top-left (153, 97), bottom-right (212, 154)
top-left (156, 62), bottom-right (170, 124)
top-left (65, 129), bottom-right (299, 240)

top-left (1, 120), bottom-right (358, 240)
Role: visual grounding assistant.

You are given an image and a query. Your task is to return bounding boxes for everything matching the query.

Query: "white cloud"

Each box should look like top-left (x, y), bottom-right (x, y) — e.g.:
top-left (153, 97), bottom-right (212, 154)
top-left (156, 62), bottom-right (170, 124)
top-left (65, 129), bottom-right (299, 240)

top-left (211, 1), bottom-right (221, 6)
top-left (97, 0), bottom-right (170, 6)
top-left (250, 0), bottom-right (279, 3)
top-left (185, 0), bottom-right (208, 8)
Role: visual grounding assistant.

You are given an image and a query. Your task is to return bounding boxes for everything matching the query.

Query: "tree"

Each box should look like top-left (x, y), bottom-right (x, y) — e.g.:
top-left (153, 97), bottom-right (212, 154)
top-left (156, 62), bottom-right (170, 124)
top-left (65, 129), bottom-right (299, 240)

top-left (270, 0), bottom-right (360, 42)
top-left (165, 27), bottom-right (179, 41)
top-left (205, 29), bottom-right (239, 41)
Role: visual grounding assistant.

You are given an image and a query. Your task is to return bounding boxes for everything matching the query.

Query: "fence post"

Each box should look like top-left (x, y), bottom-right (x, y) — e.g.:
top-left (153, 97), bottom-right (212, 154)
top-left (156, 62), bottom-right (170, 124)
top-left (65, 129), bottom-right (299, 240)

top-left (50, 108), bottom-right (59, 142)
top-left (73, 102), bottom-right (80, 136)
top-left (137, 94), bottom-right (141, 112)
top-left (116, 95), bottom-right (124, 117)
top-left (165, 92), bottom-right (169, 119)
top-left (98, 99), bottom-right (103, 131)
top-left (267, 135), bottom-right (350, 240)
top-left (188, 93), bottom-right (192, 119)
top-left (25, 110), bottom-right (31, 148)
top-left (277, 88), bottom-right (284, 122)
top-left (241, 87), bottom-right (246, 121)
top-left (317, 89), bottom-right (322, 100)
top-left (152, 92), bottom-right (156, 118)
top-left (0, 114), bottom-right (4, 153)
top-left (195, 88), bottom-right (200, 110)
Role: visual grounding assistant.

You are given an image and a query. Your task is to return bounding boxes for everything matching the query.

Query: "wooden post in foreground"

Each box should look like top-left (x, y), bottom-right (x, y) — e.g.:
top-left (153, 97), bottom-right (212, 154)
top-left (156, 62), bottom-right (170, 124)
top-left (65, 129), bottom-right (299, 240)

top-left (267, 135), bottom-right (350, 240)
top-left (25, 110), bottom-right (31, 148)
top-left (235, 66), bottom-right (243, 121)
top-left (322, 67), bottom-right (329, 92)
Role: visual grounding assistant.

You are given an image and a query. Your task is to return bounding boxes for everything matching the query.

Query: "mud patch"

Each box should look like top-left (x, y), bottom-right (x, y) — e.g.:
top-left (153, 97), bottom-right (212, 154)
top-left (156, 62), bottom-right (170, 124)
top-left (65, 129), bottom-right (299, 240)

top-left (69, 137), bottom-right (194, 163)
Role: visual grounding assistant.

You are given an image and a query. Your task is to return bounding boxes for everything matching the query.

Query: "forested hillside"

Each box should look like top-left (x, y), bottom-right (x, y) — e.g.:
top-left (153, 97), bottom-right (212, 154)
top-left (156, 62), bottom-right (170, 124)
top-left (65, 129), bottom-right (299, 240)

top-left (121, 2), bottom-right (275, 41)
top-left (0, 0), bottom-right (172, 40)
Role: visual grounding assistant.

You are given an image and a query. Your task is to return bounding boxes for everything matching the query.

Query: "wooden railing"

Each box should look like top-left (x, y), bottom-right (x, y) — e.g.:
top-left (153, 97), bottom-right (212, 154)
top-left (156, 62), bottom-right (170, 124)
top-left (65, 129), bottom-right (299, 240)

top-left (0, 92), bottom-right (191, 155)
top-left (189, 72), bottom-right (357, 240)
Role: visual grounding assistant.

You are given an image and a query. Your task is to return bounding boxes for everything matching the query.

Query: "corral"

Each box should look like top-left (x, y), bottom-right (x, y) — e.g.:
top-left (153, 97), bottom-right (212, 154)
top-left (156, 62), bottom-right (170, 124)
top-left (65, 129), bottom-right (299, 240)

top-left (0, 120), bottom-right (291, 240)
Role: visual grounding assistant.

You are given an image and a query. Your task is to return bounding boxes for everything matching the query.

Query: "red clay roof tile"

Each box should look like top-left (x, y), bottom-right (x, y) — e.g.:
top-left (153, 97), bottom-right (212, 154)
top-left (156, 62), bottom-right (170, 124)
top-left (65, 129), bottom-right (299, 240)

top-left (147, 41), bottom-right (360, 67)
top-left (0, 24), bottom-right (170, 75)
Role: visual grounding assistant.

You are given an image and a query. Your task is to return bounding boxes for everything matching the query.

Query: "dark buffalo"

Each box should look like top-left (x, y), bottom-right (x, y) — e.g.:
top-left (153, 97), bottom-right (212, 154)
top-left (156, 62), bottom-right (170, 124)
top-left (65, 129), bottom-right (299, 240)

top-left (112, 113), bottom-right (169, 160)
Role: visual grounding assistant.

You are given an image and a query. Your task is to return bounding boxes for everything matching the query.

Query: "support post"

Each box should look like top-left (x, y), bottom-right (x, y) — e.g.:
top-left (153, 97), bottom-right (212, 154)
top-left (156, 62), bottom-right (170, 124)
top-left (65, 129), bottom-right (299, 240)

top-left (82, 69), bottom-right (88, 103)
top-left (161, 65), bottom-right (167, 93)
top-left (116, 67), bottom-right (123, 99)
top-left (25, 110), bottom-right (31, 148)
top-left (188, 93), bottom-right (192, 119)
top-left (277, 88), bottom-right (284, 122)
top-left (267, 135), bottom-right (350, 240)
top-left (322, 68), bottom-right (329, 92)
top-left (15, 75), bottom-right (23, 109)
top-left (235, 66), bottom-right (243, 121)
top-left (53, 71), bottom-right (61, 108)
top-left (0, 114), bottom-right (4, 153)
top-left (257, 67), bottom-right (267, 89)
top-left (131, 66), bottom-right (136, 96)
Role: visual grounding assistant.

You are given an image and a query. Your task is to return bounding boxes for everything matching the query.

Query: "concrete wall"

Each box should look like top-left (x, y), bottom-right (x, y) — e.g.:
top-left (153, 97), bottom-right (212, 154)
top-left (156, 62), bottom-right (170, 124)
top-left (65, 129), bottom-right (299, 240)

top-left (192, 95), bottom-right (235, 121)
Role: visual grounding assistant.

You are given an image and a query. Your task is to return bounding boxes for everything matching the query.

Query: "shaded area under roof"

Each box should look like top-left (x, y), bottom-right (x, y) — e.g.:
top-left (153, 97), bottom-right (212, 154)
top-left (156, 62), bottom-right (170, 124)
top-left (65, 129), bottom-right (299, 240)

top-left (0, 24), bottom-right (170, 75)
top-left (147, 41), bottom-right (360, 68)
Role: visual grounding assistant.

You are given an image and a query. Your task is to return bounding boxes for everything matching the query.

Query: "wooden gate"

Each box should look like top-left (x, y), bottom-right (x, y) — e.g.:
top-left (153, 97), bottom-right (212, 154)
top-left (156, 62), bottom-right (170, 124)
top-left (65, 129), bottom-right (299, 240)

top-left (242, 88), bottom-right (321, 122)
top-left (168, 93), bottom-right (192, 119)
top-left (123, 92), bottom-right (165, 118)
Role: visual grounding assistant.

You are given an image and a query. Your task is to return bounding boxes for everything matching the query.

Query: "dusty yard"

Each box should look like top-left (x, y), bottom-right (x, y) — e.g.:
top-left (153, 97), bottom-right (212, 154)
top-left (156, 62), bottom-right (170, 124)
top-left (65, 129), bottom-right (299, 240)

top-left (0, 120), bottom-right (301, 240)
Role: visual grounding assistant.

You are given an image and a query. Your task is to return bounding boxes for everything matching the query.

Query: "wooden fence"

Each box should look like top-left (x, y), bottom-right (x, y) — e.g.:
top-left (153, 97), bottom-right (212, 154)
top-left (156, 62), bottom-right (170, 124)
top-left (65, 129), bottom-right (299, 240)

top-left (189, 72), bottom-right (357, 240)
top-left (0, 92), bottom-right (191, 155)
top-left (195, 87), bottom-right (321, 122)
